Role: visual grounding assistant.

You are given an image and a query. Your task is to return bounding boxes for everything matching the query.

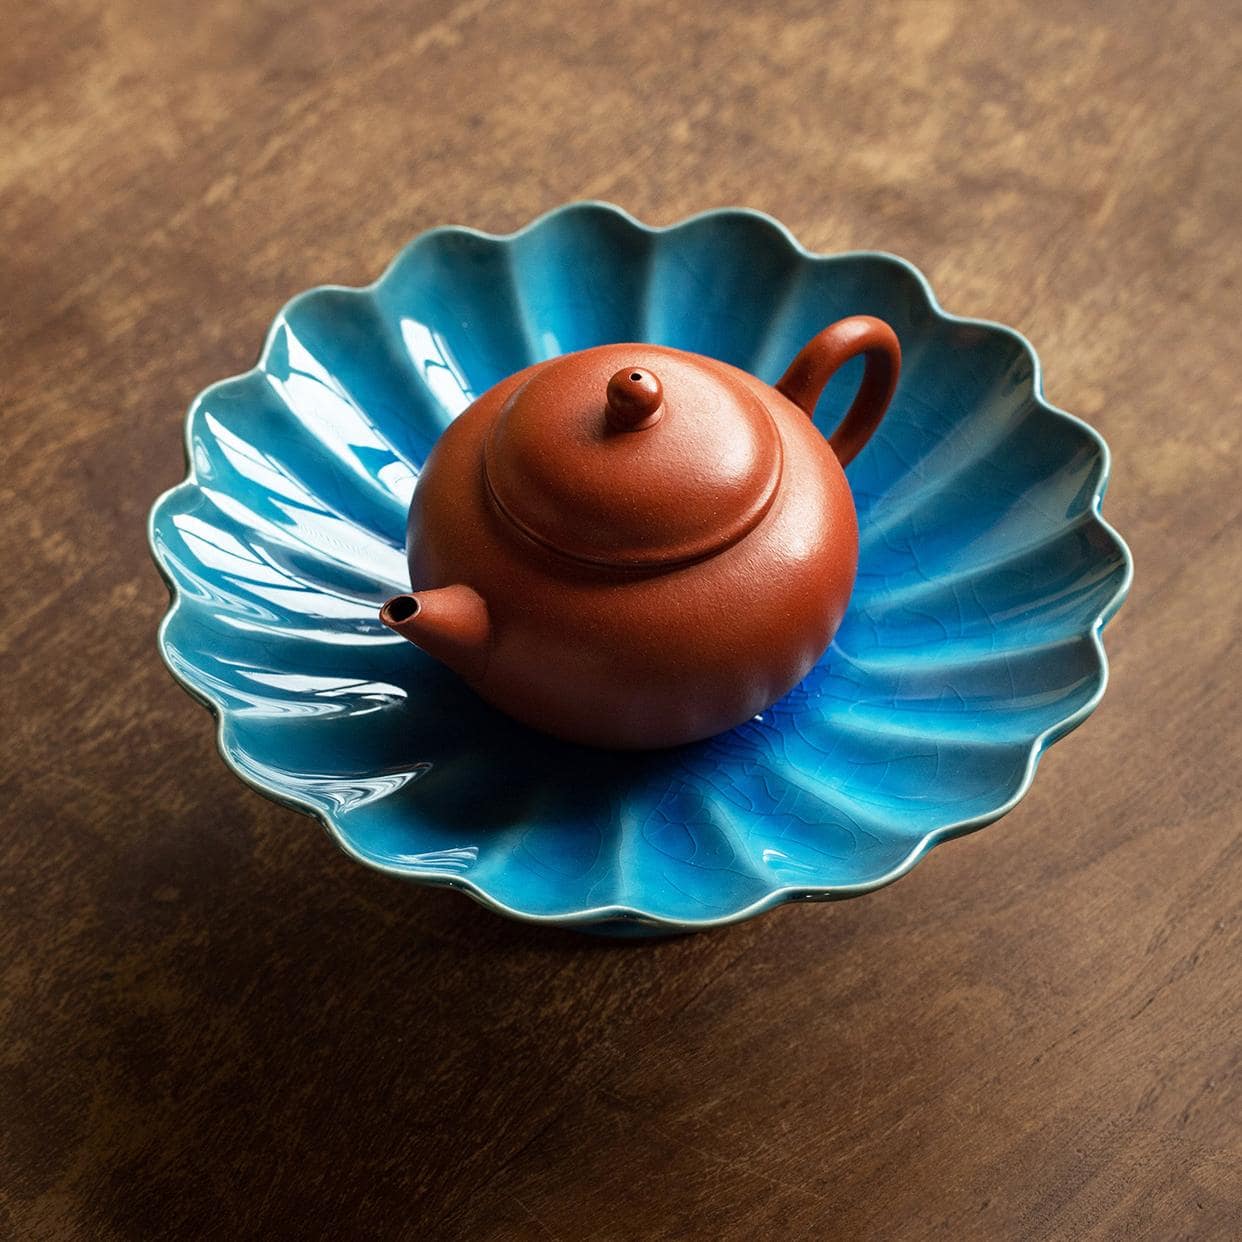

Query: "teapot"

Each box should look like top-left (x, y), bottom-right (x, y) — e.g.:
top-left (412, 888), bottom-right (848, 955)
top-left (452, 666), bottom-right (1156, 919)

top-left (381, 316), bottom-right (900, 749)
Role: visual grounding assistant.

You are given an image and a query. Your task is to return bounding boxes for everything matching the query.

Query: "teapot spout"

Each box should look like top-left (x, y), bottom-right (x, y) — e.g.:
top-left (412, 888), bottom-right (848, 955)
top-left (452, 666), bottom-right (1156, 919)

top-left (380, 585), bottom-right (491, 682)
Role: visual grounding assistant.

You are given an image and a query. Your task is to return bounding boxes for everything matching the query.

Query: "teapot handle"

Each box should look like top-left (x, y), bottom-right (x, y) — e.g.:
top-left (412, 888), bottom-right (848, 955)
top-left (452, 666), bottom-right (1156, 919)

top-left (776, 316), bottom-right (901, 467)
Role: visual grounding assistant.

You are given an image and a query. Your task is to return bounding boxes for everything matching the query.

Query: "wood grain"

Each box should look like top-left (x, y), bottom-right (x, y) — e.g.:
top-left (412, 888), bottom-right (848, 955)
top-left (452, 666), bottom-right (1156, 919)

top-left (2, 1), bottom-right (1239, 1237)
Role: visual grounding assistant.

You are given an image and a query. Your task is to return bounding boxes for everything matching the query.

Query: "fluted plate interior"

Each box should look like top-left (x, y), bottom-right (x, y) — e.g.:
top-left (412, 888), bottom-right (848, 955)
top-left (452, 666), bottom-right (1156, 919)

top-left (149, 203), bottom-right (1131, 935)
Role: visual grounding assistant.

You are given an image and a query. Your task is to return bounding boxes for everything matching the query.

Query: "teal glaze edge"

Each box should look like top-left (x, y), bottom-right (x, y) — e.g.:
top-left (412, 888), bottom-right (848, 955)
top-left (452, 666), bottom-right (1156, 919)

top-left (147, 201), bottom-right (1134, 935)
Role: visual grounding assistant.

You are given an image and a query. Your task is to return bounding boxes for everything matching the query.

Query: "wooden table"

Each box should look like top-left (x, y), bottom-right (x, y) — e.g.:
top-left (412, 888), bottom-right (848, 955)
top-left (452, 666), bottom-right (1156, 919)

top-left (3, 1), bottom-right (1239, 1237)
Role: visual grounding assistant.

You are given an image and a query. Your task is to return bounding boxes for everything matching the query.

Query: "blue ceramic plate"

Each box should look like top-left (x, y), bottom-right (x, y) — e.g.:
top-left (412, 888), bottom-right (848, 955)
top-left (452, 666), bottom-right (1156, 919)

top-left (149, 203), bottom-right (1131, 935)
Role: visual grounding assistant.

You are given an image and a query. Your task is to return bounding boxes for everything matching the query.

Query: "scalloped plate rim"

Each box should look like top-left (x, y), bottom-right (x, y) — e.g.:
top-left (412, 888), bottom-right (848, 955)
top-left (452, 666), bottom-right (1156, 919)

top-left (148, 201), bottom-right (1134, 934)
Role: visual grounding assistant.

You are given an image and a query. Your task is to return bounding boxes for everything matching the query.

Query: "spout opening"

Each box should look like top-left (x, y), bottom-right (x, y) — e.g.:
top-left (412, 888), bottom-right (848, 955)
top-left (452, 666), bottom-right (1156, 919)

top-left (381, 594), bottom-right (421, 626)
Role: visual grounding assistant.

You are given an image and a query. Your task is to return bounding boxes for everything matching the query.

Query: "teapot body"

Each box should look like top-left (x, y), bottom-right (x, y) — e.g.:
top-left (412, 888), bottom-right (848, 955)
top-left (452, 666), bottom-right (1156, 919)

top-left (402, 351), bottom-right (862, 749)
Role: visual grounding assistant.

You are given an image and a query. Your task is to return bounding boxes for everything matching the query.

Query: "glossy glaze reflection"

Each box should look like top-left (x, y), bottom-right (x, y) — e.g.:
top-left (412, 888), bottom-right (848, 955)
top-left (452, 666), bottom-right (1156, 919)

top-left (149, 203), bottom-right (1132, 935)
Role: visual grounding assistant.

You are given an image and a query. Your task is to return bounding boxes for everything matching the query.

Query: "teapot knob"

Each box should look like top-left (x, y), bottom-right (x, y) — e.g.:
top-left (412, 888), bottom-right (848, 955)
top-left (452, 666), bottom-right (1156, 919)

top-left (606, 368), bottom-right (664, 431)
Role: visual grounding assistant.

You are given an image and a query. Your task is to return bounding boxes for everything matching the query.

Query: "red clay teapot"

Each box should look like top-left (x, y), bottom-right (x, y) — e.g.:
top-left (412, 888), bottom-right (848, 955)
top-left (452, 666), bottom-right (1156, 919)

top-left (381, 316), bottom-right (900, 749)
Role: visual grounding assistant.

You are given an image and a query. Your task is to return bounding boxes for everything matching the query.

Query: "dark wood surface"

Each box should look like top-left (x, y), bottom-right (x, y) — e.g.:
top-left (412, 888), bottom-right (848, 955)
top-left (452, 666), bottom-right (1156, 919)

top-left (3, 1), bottom-right (1239, 1237)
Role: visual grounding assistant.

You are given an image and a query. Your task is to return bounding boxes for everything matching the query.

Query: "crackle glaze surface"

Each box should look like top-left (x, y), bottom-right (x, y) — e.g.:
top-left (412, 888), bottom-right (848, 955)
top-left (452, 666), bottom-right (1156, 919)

top-left (148, 203), bottom-right (1131, 934)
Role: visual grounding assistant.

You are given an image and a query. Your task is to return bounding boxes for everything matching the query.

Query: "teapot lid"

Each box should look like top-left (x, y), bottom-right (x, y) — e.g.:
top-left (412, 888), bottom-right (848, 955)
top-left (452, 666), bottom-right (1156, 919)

top-left (483, 344), bottom-right (782, 570)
